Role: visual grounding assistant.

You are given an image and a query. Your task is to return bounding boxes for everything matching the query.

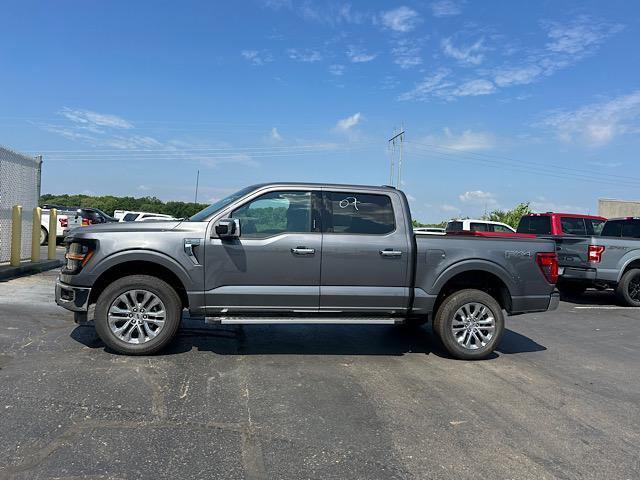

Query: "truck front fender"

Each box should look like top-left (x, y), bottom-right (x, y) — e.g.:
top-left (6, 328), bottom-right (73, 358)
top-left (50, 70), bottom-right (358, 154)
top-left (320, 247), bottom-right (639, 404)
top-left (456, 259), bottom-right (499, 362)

top-left (88, 249), bottom-right (196, 290)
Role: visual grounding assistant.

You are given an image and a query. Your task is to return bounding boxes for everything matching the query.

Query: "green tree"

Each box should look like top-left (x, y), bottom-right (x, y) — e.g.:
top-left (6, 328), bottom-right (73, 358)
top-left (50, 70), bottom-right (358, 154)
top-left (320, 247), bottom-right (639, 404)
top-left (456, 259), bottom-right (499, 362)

top-left (483, 202), bottom-right (532, 228)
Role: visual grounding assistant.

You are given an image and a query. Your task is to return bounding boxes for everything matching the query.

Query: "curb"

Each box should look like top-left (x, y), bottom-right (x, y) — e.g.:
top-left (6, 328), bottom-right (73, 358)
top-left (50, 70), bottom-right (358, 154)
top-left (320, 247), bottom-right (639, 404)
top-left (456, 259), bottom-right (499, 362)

top-left (0, 259), bottom-right (63, 281)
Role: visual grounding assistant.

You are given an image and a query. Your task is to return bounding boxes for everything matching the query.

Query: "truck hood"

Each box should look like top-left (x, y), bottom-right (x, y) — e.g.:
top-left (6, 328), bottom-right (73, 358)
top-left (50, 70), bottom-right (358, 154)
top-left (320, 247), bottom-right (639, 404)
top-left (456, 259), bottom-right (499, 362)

top-left (68, 220), bottom-right (185, 235)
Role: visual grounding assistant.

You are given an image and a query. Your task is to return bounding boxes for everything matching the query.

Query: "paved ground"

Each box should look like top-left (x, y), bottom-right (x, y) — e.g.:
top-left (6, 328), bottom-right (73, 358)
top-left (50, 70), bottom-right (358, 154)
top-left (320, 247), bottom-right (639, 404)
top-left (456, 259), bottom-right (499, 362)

top-left (0, 271), bottom-right (638, 479)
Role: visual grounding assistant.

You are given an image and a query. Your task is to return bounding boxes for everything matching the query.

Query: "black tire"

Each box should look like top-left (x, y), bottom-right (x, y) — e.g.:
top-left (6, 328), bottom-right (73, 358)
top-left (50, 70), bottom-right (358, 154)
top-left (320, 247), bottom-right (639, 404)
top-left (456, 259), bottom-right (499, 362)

top-left (433, 289), bottom-right (504, 360)
top-left (557, 282), bottom-right (586, 296)
top-left (616, 268), bottom-right (640, 307)
top-left (40, 226), bottom-right (48, 246)
top-left (94, 275), bottom-right (182, 355)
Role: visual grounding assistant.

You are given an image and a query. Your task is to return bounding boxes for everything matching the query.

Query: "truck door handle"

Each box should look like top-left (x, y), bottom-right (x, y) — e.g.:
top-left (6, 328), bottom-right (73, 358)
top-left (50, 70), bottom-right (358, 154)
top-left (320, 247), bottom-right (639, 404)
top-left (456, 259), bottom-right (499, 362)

top-left (380, 249), bottom-right (402, 257)
top-left (291, 247), bottom-right (315, 255)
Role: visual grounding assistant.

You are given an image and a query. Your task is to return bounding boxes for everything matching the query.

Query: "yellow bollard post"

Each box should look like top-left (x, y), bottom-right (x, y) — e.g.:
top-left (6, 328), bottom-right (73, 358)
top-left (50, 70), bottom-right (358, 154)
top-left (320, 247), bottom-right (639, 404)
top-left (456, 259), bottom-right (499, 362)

top-left (48, 208), bottom-right (57, 260)
top-left (10, 205), bottom-right (22, 267)
top-left (31, 206), bottom-right (42, 262)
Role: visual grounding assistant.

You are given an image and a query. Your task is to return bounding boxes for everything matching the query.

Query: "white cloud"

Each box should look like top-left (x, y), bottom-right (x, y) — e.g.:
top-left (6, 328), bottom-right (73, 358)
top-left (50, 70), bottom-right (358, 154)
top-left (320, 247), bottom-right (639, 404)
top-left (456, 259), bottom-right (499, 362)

top-left (441, 37), bottom-right (485, 66)
top-left (329, 64), bottom-right (345, 76)
top-left (531, 197), bottom-right (588, 214)
top-left (270, 127), bottom-right (283, 141)
top-left (420, 128), bottom-right (495, 151)
top-left (459, 190), bottom-right (498, 207)
top-left (430, 0), bottom-right (462, 17)
top-left (138, 185), bottom-right (150, 191)
top-left (287, 48), bottom-right (323, 62)
top-left (440, 204), bottom-right (461, 214)
top-left (452, 79), bottom-right (495, 97)
top-left (380, 6), bottom-right (421, 33)
top-left (544, 15), bottom-right (623, 56)
top-left (400, 16), bottom-right (622, 102)
top-left (241, 49), bottom-right (273, 66)
top-left (60, 107), bottom-right (133, 129)
top-left (540, 91), bottom-right (640, 147)
top-left (398, 69), bottom-right (453, 101)
top-left (588, 160), bottom-right (622, 168)
top-left (335, 112), bottom-right (362, 131)
top-left (346, 46), bottom-right (377, 63)
top-left (391, 39), bottom-right (422, 69)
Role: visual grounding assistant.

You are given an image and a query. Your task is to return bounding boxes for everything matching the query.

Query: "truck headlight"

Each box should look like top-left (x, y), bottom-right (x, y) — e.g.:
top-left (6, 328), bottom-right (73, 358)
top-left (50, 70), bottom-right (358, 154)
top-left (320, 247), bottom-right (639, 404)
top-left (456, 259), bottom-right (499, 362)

top-left (63, 240), bottom-right (96, 274)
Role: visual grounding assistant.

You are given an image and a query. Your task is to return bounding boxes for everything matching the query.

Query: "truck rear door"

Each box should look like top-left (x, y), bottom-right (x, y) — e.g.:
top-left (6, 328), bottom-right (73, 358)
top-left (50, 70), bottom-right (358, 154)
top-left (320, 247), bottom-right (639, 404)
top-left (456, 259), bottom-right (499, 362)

top-left (319, 189), bottom-right (411, 313)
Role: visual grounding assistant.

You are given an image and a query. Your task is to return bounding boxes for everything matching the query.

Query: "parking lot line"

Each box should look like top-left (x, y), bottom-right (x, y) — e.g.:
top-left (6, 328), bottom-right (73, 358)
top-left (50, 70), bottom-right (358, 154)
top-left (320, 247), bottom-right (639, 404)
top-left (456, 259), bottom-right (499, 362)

top-left (573, 306), bottom-right (640, 310)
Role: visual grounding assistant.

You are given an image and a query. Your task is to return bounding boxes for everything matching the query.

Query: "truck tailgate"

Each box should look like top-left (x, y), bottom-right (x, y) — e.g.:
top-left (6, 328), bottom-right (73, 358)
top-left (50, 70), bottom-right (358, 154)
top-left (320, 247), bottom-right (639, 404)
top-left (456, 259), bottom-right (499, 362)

top-left (553, 236), bottom-right (591, 270)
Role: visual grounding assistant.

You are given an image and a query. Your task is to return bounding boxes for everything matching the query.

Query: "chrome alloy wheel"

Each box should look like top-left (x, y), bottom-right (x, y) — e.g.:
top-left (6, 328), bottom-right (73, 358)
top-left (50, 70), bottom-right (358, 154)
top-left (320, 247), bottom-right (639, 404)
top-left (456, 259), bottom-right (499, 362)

top-left (451, 302), bottom-right (495, 350)
top-left (108, 290), bottom-right (166, 344)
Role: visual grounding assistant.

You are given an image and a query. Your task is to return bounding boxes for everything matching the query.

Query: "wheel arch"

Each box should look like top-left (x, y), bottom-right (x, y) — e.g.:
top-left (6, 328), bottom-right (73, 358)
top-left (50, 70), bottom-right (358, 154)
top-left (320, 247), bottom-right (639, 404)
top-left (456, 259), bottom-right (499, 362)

top-left (88, 256), bottom-right (190, 308)
top-left (432, 263), bottom-right (513, 314)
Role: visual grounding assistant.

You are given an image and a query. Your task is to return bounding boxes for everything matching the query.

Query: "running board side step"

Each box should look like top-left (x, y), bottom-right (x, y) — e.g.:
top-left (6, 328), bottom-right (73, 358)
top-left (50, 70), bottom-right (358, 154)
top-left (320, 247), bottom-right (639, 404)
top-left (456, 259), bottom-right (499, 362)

top-left (205, 316), bottom-right (401, 325)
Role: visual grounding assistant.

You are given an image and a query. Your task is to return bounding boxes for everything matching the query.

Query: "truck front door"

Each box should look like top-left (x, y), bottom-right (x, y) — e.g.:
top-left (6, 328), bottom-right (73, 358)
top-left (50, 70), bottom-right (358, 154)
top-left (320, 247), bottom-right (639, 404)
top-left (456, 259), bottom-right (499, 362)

top-left (319, 189), bottom-right (411, 313)
top-left (204, 189), bottom-right (322, 314)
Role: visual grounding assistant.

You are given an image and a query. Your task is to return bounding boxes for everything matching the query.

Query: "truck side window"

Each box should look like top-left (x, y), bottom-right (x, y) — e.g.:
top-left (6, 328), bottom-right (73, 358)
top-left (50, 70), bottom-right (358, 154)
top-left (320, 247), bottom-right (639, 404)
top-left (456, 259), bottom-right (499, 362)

top-left (601, 220), bottom-right (623, 237)
top-left (231, 191), bottom-right (313, 238)
top-left (560, 217), bottom-right (587, 235)
top-left (324, 192), bottom-right (395, 234)
top-left (470, 222), bottom-right (489, 232)
top-left (493, 225), bottom-right (513, 233)
top-left (621, 221), bottom-right (640, 238)
top-left (516, 216), bottom-right (551, 235)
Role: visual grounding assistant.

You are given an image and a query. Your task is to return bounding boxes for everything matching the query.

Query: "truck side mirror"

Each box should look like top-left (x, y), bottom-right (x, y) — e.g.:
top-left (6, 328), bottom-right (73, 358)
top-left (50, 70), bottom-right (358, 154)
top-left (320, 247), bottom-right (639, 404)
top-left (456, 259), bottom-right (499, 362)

top-left (214, 218), bottom-right (240, 239)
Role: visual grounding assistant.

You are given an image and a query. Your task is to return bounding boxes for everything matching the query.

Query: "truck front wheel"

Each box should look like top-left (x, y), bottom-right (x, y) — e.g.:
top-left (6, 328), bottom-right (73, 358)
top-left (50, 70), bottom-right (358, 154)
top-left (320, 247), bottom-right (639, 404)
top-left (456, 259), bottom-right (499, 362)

top-left (94, 275), bottom-right (182, 355)
top-left (433, 289), bottom-right (504, 360)
top-left (616, 268), bottom-right (640, 307)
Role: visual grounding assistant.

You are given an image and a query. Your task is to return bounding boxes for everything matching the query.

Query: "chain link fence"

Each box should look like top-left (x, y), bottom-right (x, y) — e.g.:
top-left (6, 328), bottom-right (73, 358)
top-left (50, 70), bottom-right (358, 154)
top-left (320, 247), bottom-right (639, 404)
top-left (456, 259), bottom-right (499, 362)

top-left (0, 146), bottom-right (42, 263)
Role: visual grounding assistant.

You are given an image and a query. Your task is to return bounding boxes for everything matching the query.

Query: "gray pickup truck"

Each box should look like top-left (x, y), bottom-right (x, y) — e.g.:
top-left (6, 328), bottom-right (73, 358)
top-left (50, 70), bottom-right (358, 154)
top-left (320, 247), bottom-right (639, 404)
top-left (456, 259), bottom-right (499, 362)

top-left (554, 217), bottom-right (640, 306)
top-left (55, 182), bottom-right (559, 359)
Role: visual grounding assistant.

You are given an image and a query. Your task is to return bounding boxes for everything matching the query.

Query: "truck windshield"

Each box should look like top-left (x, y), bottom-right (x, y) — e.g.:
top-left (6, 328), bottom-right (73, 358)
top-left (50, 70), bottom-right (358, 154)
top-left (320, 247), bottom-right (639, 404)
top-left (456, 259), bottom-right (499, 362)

top-left (189, 186), bottom-right (256, 222)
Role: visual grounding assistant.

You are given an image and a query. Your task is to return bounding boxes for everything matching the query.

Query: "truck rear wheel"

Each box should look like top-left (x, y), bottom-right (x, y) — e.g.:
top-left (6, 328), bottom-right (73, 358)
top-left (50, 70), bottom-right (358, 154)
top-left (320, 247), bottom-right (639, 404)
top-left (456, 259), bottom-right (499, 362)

top-left (94, 275), bottom-right (182, 355)
top-left (433, 289), bottom-right (504, 360)
top-left (40, 226), bottom-right (48, 246)
top-left (616, 268), bottom-right (640, 307)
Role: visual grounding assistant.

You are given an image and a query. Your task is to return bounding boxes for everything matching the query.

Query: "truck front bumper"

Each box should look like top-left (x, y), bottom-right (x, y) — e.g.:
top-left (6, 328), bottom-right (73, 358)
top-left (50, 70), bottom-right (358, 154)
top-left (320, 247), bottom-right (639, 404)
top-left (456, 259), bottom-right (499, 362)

top-left (55, 279), bottom-right (91, 312)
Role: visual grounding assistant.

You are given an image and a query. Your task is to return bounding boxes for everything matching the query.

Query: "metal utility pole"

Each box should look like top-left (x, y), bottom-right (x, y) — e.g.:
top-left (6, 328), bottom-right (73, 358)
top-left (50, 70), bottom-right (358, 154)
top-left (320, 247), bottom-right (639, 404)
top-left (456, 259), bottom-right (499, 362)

top-left (194, 169), bottom-right (200, 205)
top-left (388, 125), bottom-right (405, 188)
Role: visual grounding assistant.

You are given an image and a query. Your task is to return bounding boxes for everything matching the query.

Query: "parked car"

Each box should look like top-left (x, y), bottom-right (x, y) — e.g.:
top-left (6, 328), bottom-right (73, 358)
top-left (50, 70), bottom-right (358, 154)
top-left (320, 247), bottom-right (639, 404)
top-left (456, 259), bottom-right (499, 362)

top-left (546, 217), bottom-right (640, 304)
top-left (118, 211), bottom-right (175, 222)
top-left (414, 227), bottom-right (446, 235)
top-left (76, 207), bottom-right (119, 225)
top-left (516, 212), bottom-right (607, 236)
top-left (446, 219), bottom-right (516, 233)
top-left (55, 182), bottom-right (559, 360)
top-left (40, 208), bottom-right (78, 245)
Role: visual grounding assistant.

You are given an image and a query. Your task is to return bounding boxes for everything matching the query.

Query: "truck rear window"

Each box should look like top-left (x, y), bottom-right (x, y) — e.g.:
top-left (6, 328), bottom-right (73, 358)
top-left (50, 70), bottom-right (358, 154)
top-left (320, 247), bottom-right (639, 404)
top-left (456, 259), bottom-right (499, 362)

top-left (560, 217), bottom-right (587, 236)
top-left (516, 216), bottom-right (551, 235)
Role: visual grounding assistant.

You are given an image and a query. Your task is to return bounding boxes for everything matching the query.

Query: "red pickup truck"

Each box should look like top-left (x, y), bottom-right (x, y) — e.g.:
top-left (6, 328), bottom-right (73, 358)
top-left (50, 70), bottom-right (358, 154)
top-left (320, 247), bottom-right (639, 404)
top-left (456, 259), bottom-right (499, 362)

top-left (516, 213), bottom-right (606, 236)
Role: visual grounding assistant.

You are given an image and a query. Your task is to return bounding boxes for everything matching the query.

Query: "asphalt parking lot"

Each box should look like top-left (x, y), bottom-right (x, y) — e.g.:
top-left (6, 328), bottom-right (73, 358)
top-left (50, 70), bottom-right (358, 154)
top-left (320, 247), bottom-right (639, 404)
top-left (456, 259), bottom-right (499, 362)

top-left (0, 271), bottom-right (638, 479)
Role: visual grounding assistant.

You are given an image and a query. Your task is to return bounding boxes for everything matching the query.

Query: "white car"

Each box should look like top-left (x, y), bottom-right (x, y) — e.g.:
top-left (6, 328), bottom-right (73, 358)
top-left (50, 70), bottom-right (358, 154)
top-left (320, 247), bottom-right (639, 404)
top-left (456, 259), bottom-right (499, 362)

top-left (40, 209), bottom-right (81, 245)
top-left (446, 219), bottom-right (516, 233)
top-left (117, 211), bottom-right (175, 222)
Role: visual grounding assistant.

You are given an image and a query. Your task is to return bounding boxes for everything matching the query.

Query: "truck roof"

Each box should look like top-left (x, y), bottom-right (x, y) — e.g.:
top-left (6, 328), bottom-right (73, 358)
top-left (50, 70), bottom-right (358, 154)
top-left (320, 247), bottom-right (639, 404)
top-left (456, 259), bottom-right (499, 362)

top-left (247, 182), bottom-right (398, 191)
top-left (524, 212), bottom-right (606, 220)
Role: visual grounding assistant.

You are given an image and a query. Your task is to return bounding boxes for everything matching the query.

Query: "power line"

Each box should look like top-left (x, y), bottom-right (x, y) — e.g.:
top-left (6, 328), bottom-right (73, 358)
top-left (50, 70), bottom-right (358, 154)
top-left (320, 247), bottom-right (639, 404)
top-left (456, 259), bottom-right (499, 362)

top-left (408, 143), bottom-right (640, 189)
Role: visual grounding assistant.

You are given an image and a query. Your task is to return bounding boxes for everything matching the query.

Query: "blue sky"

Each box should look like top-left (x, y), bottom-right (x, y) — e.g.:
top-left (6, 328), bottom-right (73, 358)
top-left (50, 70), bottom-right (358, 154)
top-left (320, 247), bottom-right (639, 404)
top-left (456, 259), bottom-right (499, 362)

top-left (1, 0), bottom-right (639, 222)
